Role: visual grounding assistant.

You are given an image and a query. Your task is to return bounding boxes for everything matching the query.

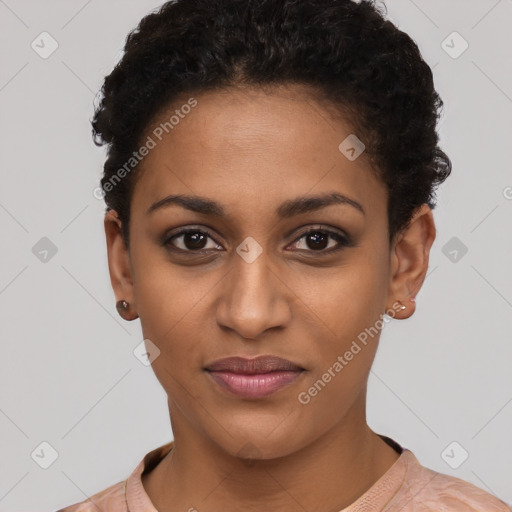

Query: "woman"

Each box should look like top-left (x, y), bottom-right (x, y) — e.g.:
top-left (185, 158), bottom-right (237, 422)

top-left (58, 0), bottom-right (511, 510)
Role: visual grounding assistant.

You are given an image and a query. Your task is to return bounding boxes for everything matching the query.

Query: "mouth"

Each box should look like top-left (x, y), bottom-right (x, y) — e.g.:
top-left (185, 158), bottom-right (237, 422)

top-left (204, 355), bottom-right (305, 399)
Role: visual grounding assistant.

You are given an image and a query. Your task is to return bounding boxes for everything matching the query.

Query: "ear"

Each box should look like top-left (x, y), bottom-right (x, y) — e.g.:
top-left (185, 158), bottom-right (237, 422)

top-left (385, 203), bottom-right (436, 319)
top-left (104, 209), bottom-right (138, 320)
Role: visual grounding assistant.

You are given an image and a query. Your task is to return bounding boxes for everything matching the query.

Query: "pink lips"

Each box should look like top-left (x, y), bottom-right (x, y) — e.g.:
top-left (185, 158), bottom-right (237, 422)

top-left (205, 355), bottom-right (305, 399)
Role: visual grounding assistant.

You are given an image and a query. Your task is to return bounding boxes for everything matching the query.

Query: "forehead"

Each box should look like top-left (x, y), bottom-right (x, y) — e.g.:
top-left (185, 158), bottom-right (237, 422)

top-left (131, 84), bottom-right (386, 220)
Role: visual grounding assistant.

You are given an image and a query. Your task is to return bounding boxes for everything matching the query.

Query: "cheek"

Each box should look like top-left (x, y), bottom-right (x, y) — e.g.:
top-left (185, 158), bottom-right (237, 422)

top-left (293, 357), bottom-right (369, 439)
top-left (287, 252), bottom-right (388, 344)
top-left (290, 250), bottom-right (388, 401)
top-left (145, 315), bottom-right (203, 396)
top-left (130, 243), bottom-right (217, 374)
top-left (130, 239), bottom-right (210, 337)
top-left (294, 273), bottom-right (385, 428)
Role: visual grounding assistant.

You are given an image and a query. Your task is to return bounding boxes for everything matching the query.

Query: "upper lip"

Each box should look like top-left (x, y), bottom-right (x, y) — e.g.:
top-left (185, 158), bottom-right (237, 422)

top-left (205, 355), bottom-right (304, 374)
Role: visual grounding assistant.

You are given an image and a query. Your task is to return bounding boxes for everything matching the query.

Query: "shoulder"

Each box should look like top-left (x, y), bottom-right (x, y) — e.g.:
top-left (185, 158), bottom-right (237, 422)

top-left (55, 480), bottom-right (126, 512)
top-left (395, 450), bottom-right (512, 512)
top-left (54, 441), bottom-right (173, 512)
top-left (423, 471), bottom-right (512, 511)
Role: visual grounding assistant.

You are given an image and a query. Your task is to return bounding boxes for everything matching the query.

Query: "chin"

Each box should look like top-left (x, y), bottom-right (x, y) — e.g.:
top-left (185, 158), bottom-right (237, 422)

top-left (213, 428), bottom-right (308, 462)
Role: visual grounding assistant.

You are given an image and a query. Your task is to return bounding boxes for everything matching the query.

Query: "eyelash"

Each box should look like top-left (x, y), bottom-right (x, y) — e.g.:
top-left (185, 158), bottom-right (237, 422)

top-left (163, 225), bottom-right (351, 255)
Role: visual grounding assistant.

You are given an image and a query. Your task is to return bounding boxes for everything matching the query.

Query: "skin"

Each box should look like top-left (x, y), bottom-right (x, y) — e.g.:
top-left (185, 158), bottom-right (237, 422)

top-left (104, 83), bottom-right (436, 511)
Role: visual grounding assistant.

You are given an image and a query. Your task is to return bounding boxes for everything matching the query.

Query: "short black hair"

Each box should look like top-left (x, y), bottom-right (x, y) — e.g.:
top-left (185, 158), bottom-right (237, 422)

top-left (92, 0), bottom-right (451, 248)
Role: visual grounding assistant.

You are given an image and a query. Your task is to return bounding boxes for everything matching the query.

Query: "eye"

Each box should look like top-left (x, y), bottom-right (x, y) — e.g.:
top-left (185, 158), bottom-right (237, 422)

top-left (164, 228), bottom-right (222, 252)
top-left (288, 227), bottom-right (351, 254)
top-left (163, 225), bottom-right (352, 255)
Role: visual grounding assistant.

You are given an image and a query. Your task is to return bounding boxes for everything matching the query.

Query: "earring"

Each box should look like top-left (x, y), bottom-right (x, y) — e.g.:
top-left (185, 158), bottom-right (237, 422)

top-left (116, 299), bottom-right (137, 320)
top-left (397, 301), bottom-right (406, 311)
top-left (116, 299), bottom-right (129, 312)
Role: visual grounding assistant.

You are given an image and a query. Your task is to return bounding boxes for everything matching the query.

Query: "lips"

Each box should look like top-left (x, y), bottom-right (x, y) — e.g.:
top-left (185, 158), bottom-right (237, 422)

top-left (204, 355), bottom-right (304, 374)
top-left (204, 355), bottom-right (305, 399)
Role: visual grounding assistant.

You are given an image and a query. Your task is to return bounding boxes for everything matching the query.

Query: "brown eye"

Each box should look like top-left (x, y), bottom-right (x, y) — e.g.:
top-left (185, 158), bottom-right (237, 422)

top-left (164, 229), bottom-right (222, 252)
top-left (163, 225), bottom-right (352, 256)
top-left (290, 228), bottom-right (351, 253)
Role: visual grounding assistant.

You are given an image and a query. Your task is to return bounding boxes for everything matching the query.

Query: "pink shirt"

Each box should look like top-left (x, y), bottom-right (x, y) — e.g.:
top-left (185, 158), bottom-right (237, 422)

top-left (56, 436), bottom-right (511, 511)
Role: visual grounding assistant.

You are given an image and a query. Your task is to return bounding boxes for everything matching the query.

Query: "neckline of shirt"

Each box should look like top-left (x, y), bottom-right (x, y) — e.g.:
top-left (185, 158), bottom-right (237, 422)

top-left (126, 436), bottom-right (412, 512)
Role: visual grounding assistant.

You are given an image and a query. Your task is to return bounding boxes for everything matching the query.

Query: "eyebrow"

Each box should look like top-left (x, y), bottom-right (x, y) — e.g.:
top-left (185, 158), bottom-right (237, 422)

top-left (146, 192), bottom-right (365, 218)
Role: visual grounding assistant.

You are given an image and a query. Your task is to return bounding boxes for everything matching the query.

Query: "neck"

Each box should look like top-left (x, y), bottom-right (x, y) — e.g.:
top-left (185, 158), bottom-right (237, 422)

top-left (142, 398), bottom-right (400, 511)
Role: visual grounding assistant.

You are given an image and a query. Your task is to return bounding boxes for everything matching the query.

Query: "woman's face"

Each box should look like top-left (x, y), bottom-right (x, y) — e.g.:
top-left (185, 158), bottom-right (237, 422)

top-left (106, 84), bottom-right (428, 459)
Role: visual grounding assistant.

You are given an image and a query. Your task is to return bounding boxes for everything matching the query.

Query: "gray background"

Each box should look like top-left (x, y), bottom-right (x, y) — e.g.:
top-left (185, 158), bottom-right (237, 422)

top-left (0, 0), bottom-right (511, 510)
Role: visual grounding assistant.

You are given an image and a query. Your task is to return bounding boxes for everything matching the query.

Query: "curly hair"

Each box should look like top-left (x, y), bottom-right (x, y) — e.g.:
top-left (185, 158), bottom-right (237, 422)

top-left (92, 0), bottom-right (451, 249)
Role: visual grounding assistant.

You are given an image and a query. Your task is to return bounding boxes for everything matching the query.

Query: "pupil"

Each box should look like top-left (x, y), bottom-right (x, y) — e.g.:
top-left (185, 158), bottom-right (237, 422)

top-left (307, 232), bottom-right (328, 250)
top-left (186, 232), bottom-right (206, 250)
top-left (181, 232), bottom-right (331, 251)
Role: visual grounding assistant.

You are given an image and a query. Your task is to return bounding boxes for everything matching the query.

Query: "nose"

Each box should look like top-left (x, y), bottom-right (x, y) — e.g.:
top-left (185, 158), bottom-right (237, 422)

top-left (215, 252), bottom-right (292, 340)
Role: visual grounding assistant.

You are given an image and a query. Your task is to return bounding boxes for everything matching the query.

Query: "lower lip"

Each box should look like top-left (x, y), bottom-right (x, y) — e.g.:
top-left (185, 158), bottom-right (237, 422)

top-left (206, 370), bottom-right (304, 399)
